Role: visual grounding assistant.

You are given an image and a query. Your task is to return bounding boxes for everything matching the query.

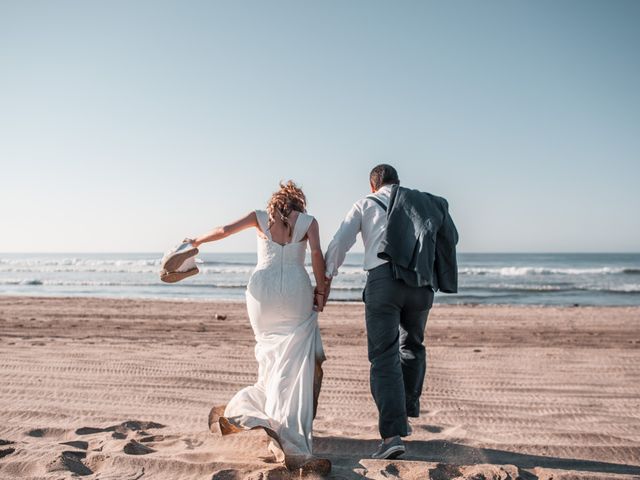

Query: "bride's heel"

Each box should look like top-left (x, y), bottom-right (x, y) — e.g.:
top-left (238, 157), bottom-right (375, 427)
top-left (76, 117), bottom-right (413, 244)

top-left (208, 404), bottom-right (247, 436)
top-left (207, 405), bottom-right (226, 433)
top-left (218, 416), bottom-right (245, 435)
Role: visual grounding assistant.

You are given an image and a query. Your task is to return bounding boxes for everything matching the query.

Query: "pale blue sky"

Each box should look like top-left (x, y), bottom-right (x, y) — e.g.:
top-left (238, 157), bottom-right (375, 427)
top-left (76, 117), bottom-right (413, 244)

top-left (1, 0), bottom-right (639, 253)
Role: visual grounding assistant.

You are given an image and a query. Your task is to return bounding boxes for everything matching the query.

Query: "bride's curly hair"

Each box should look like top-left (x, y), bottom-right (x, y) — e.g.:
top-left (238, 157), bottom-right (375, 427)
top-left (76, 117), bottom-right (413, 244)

top-left (267, 181), bottom-right (307, 234)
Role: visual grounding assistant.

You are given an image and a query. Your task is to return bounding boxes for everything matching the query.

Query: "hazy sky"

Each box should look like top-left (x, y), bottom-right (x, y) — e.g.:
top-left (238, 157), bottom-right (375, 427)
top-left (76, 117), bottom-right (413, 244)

top-left (1, 0), bottom-right (639, 253)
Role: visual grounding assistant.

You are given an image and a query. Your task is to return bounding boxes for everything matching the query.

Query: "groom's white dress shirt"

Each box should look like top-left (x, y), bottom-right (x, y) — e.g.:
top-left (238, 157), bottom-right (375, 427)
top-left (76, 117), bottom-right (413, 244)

top-left (324, 184), bottom-right (392, 278)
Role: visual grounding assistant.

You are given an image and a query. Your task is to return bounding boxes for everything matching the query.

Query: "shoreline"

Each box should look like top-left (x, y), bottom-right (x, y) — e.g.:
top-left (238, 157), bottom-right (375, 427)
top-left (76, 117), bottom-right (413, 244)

top-left (1, 296), bottom-right (639, 479)
top-left (1, 293), bottom-right (638, 308)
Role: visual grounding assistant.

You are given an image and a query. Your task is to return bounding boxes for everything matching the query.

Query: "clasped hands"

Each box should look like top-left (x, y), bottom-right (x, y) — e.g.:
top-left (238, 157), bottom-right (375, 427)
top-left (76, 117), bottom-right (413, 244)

top-left (313, 276), bottom-right (333, 312)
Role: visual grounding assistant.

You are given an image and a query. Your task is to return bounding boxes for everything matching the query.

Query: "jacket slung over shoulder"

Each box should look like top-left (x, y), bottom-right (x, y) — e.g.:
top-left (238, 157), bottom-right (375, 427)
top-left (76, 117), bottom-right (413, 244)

top-left (377, 185), bottom-right (459, 292)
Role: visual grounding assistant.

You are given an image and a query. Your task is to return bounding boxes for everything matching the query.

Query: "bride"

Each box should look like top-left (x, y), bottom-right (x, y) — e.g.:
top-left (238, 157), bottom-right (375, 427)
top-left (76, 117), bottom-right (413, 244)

top-left (190, 181), bottom-right (330, 474)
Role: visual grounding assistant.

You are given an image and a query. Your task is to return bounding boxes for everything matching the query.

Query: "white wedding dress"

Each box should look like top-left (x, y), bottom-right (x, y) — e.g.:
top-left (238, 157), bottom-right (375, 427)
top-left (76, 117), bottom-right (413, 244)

top-left (223, 210), bottom-right (325, 461)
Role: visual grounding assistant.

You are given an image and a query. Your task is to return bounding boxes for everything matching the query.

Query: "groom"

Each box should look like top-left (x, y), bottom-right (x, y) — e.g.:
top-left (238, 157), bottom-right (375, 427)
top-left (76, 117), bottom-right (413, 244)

top-left (324, 164), bottom-right (458, 459)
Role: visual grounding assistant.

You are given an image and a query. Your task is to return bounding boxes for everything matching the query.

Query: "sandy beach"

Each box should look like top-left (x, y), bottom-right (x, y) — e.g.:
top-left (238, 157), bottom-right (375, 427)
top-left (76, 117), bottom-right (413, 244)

top-left (0, 296), bottom-right (639, 479)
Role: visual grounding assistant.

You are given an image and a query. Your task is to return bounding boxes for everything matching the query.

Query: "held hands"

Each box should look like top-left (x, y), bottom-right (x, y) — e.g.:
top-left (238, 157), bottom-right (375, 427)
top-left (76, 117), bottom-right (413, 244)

top-left (313, 277), bottom-right (333, 312)
top-left (313, 287), bottom-right (325, 312)
top-left (313, 276), bottom-right (334, 312)
top-left (322, 276), bottom-right (332, 308)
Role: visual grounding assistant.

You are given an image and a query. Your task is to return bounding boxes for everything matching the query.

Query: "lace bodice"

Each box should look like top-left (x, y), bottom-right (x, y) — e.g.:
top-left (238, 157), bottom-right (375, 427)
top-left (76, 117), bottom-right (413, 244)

top-left (225, 209), bottom-right (324, 461)
top-left (254, 210), bottom-right (313, 269)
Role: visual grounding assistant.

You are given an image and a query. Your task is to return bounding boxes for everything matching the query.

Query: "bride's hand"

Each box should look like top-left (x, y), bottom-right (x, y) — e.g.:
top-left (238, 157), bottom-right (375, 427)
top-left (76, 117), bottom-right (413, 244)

top-left (313, 289), bottom-right (325, 312)
top-left (323, 276), bottom-right (332, 307)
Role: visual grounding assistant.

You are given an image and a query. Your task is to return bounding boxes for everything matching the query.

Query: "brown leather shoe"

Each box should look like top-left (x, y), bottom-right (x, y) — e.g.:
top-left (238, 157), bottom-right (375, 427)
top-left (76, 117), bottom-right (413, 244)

top-left (162, 243), bottom-right (199, 272)
top-left (207, 405), bottom-right (226, 433)
top-left (218, 416), bottom-right (245, 435)
top-left (160, 266), bottom-right (199, 283)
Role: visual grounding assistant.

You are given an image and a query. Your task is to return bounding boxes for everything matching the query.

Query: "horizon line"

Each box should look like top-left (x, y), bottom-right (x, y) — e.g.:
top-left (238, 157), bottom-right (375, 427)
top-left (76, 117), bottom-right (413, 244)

top-left (2, 251), bottom-right (640, 255)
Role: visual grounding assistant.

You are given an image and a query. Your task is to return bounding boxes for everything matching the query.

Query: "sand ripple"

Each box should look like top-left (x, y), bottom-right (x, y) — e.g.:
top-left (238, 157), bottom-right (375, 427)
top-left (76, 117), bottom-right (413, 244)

top-left (1, 297), bottom-right (639, 479)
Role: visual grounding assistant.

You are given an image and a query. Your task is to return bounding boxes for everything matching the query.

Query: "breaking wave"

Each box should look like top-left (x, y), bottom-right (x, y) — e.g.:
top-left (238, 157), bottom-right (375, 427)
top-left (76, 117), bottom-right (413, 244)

top-left (460, 266), bottom-right (639, 276)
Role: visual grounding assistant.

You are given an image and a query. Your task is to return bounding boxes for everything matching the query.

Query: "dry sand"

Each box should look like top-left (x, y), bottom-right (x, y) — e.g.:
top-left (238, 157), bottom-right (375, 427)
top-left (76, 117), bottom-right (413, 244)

top-left (1, 296), bottom-right (639, 479)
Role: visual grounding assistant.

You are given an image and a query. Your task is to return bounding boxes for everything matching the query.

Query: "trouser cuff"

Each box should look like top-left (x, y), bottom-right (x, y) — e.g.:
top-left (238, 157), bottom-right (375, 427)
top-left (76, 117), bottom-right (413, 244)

top-left (406, 398), bottom-right (420, 417)
top-left (380, 414), bottom-right (408, 439)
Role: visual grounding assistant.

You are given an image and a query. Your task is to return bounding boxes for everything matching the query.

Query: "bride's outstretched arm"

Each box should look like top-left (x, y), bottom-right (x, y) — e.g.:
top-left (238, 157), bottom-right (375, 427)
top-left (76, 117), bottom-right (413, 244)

top-left (307, 219), bottom-right (327, 312)
top-left (190, 212), bottom-right (258, 247)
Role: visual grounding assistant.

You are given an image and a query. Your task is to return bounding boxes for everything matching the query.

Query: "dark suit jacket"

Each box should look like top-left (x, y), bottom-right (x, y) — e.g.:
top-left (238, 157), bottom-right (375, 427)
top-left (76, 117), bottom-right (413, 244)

top-left (377, 185), bottom-right (459, 293)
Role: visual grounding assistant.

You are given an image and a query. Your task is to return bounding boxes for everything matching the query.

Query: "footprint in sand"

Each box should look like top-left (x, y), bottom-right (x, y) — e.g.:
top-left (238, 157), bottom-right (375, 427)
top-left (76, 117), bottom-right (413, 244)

top-left (26, 427), bottom-right (67, 438)
top-left (72, 420), bottom-right (165, 456)
top-left (75, 426), bottom-right (109, 435)
top-left (0, 439), bottom-right (15, 459)
top-left (212, 466), bottom-right (291, 480)
top-left (211, 469), bottom-right (244, 480)
top-left (428, 463), bottom-right (463, 480)
top-left (182, 437), bottom-right (205, 449)
top-left (428, 463), bottom-right (526, 480)
top-left (138, 434), bottom-right (167, 443)
top-left (60, 440), bottom-right (89, 450)
top-left (75, 420), bottom-right (166, 436)
top-left (47, 451), bottom-right (93, 477)
top-left (383, 464), bottom-right (400, 476)
top-left (420, 424), bottom-right (444, 433)
top-left (123, 439), bottom-right (156, 455)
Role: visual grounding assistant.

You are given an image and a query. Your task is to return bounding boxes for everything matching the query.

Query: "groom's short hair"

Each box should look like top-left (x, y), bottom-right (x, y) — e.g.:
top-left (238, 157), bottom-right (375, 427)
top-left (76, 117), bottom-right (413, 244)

top-left (370, 164), bottom-right (400, 190)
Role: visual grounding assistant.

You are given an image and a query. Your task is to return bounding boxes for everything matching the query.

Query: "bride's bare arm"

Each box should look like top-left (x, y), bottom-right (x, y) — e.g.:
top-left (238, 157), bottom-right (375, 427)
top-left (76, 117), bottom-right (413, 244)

top-left (191, 212), bottom-right (258, 247)
top-left (307, 219), bottom-right (327, 311)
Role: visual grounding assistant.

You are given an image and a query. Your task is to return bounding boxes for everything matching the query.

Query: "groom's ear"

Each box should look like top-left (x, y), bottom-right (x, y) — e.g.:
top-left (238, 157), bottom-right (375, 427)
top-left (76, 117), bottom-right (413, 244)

top-left (370, 181), bottom-right (376, 193)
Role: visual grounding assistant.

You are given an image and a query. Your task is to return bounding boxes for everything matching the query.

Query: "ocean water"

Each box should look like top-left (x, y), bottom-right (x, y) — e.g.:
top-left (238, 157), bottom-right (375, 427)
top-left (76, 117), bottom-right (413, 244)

top-left (1, 252), bottom-right (639, 306)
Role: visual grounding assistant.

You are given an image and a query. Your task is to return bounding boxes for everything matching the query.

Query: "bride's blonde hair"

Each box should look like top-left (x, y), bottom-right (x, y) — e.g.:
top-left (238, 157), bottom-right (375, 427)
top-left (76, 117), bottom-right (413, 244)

top-left (267, 181), bottom-right (307, 234)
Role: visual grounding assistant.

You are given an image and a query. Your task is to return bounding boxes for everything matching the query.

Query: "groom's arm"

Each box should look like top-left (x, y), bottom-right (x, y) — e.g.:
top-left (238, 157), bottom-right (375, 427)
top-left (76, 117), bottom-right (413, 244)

top-left (324, 203), bottom-right (362, 279)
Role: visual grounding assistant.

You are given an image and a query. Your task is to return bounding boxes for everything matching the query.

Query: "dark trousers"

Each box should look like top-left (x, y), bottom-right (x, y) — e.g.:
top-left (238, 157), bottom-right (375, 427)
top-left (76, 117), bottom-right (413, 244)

top-left (363, 263), bottom-right (434, 439)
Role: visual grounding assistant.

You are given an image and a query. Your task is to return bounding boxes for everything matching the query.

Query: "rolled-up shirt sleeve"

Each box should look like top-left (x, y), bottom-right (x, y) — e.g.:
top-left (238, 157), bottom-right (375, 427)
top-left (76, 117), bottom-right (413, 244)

top-left (324, 203), bottom-right (362, 278)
